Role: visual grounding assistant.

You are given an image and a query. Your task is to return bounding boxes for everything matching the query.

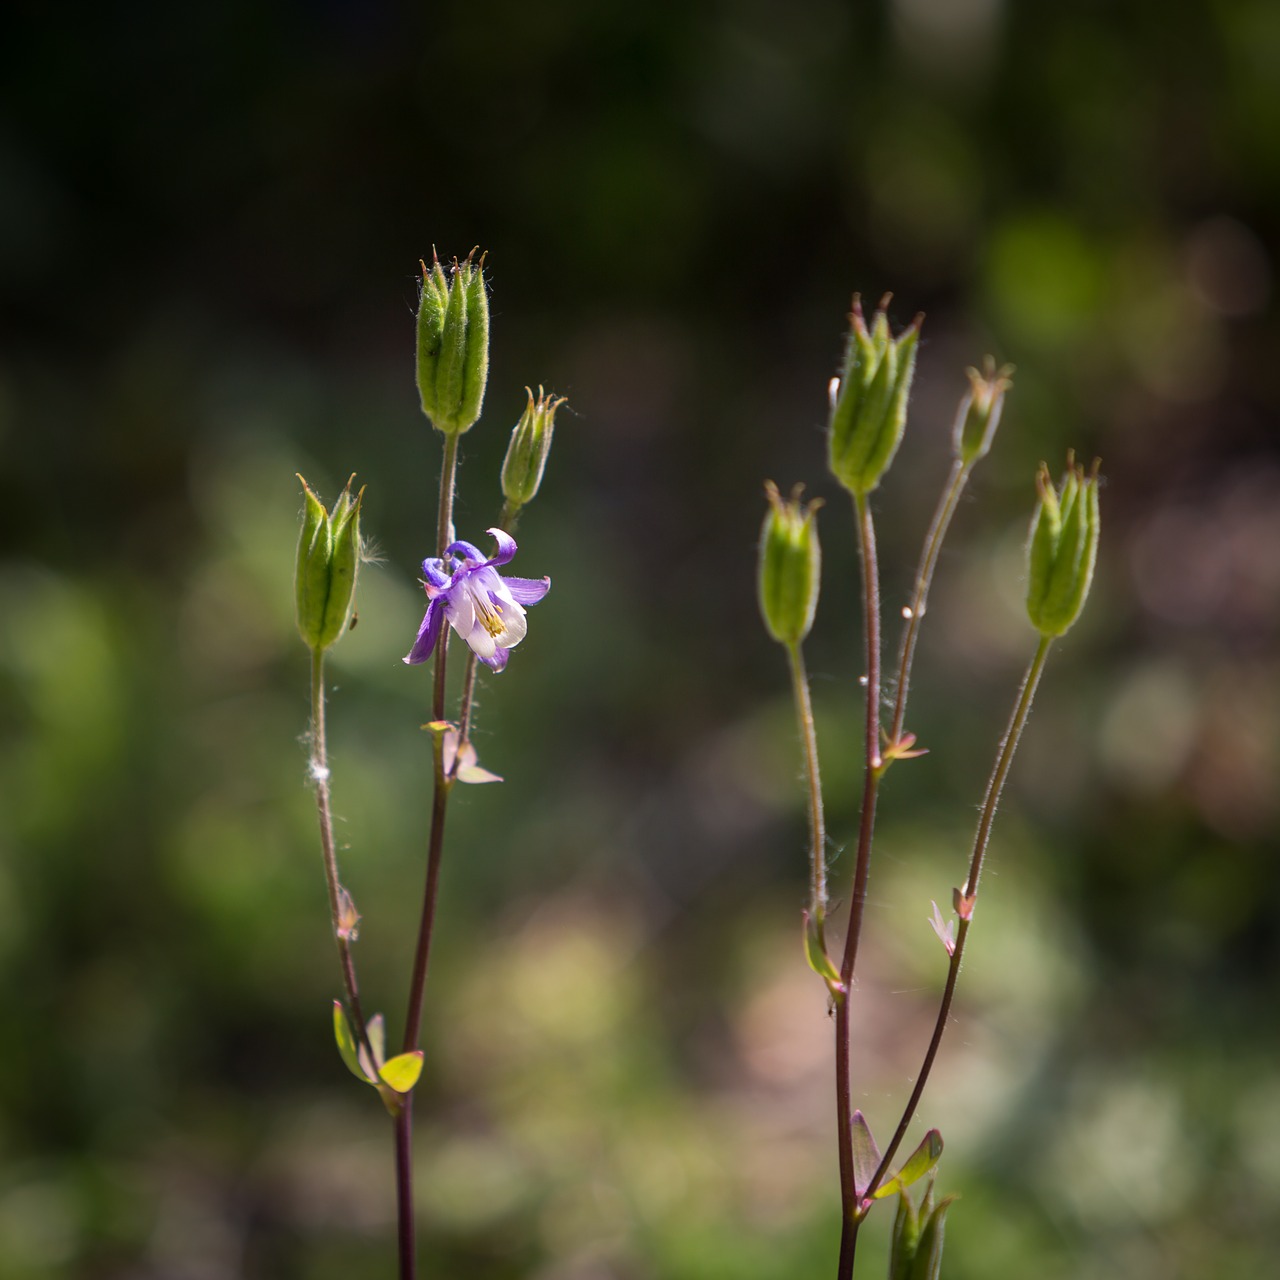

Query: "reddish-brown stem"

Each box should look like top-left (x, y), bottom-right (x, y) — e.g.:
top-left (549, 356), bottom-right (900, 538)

top-left (835, 492), bottom-right (883, 1279)
top-left (394, 1104), bottom-right (416, 1280)
top-left (395, 428), bottom-right (462, 1280)
top-left (861, 635), bottom-right (1053, 1203)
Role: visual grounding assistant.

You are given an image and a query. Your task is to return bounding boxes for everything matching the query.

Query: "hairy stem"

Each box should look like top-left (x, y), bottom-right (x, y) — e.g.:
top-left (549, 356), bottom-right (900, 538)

top-left (888, 459), bottom-right (970, 747)
top-left (836, 492), bottom-right (884, 1279)
top-left (863, 634), bottom-right (1053, 1201)
top-left (310, 648), bottom-right (374, 1061)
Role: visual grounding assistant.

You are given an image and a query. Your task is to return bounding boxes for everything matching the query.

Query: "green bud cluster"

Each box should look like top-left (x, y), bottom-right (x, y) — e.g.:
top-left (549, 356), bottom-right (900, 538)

top-left (953, 357), bottom-right (1014, 466)
top-left (758, 482), bottom-right (823, 647)
top-left (416, 250), bottom-right (490, 435)
top-left (828, 295), bottom-right (922, 496)
top-left (295, 475), bottom-right (363, 653)
top-left (501, 386), bottom-right (566, 513)
top-left (1026, 454), bottom-right (1101, 637)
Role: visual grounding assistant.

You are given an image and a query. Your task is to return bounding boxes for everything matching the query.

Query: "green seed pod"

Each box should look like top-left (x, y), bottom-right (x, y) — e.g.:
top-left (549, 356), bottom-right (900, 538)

top-left (415, 250), bottom-right (490, 434)
top-left (501, 386), bottom-right (566, 511)
top-left (828, 295), bottom-right (922, 496)
top-left (1026, 454), bottom-right (1101, 637)
top-left (759, 482), bottom-right (823, 647)
top-left (954, 357), bottom-right (1014, 466)
top-left (295, 475), bottom-right (364, 652)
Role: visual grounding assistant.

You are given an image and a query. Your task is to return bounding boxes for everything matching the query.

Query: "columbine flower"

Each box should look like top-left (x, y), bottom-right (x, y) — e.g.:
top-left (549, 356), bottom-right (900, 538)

top-left (404, 528), bottom-right (549, 672)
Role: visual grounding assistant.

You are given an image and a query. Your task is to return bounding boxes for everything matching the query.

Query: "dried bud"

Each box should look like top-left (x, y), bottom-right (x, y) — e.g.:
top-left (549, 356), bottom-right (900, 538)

top-left (501, 386), bottom-right (566, 511)
top-left (415, 250), bottom-right (490, 434)
top-left (828, 295), bottom-right (922, 496)
top-left (295, 475), bottom-right (364, 653)
top-left (1026, 454), bottom-right (1101, 637)
top-left (954, 357), bottom-right (1013, 465)
top-left (759, 482), bottom-right (822, 647)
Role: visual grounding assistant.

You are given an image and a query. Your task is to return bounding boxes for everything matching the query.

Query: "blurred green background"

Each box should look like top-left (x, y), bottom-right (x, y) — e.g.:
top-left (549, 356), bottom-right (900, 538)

top-left (2, 1), bottom-right (1278, 1276)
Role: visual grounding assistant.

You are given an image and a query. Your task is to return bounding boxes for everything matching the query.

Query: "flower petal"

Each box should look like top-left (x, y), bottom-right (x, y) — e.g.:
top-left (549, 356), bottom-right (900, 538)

top-left (403, 601), bottom-right (444, 664)
top-left (483, 527), bottom-right (519, 566)
top-left (502, 574), bottom-right (551, 606)
top-left (421, 558), bottom-right (451, 590)
top-left (482, 646), bottom-right (510, 671)
top-left (446, 581), bottom-right (476, 643)
top-left (489, 593), bottom-right (527, 647)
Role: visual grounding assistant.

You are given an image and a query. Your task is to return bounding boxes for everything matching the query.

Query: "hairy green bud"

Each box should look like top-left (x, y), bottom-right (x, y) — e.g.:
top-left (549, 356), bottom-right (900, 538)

top-left (759, 482), bottom-right (822, 646)
top-left (828, 294), bottom-right (922, 496)
top-left (954, 357), bottom-right (1014, 466)
top-left (295, 475), bottom-right (364, 652)
top-left (501, 386), bottom-right (566, 512)
top-left (415, 250), bottom-right (490, 434)
top-left (1026, 454), bottom-right (1101, 637)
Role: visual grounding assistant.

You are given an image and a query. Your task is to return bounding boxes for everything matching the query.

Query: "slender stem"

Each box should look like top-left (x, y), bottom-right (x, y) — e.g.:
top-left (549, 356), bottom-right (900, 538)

top-left (887, 459), bottom-right (970, 747)
top-left (310, 648), bottom-right (374, 1062)
top-left (436, 433), bottom-right (460, 553)
top-left (394, 1104), bottom-right (415, 1280)
top-left (786, 642), bottom-right (827, 920)
top-left (396, 427), bottom-right (463, 1280)
top-left (862, 634), bottom-right (1053, 1201)
top-left (835, 492), bottom-right (884, 1279)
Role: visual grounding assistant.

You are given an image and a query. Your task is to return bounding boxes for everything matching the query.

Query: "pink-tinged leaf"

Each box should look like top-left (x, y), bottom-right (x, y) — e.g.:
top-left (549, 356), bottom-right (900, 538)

top-left (872, 1129), bottom-right (944, 1199)
top-left (928, 901), bottom-right (956, 956)
top-left (379, 1051), bottom-right (425, 1094)
top-left (850, 1110), bottom-right (883, 1198)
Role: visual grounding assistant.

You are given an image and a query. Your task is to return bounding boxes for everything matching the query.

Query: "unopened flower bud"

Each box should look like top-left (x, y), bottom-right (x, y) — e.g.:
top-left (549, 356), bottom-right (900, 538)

top-left (295, 475), bottom-right (364, 652)
top-left (954, 357), bottom-right (1013, 466)
top-left (415, 250), bottom-right (489, 434)
top-left (828, 295), bottom-right (922, 496)
top-left (1026, 454), bottom-right (1101, 637)
top-left (759, 482), bottom-right (822, 646)
top-left (501, 386), bottom-right (565, 512)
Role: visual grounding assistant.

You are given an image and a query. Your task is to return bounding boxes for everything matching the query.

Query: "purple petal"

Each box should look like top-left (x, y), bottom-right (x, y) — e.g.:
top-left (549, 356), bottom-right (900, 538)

top-left (484, 528), bottom-right (518, 566)
top-left (403, 601), bottom-right (444, 665)
top-left (444, 539), bottom-right (486, 563)
top-left (502, 574), bottom-right (550, 605)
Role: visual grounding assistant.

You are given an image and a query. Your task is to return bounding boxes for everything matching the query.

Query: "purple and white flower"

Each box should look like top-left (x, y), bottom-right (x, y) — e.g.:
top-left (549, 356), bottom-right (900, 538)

top-left (404, 528), bottom-right (549, 673)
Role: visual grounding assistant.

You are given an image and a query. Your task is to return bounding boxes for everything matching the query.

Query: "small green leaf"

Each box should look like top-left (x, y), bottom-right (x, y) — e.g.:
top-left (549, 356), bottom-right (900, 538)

top-left (802, 909), bottom-right (845, 1002)
top-left (333, 1001), bottom-right (372, 1083)
top-left (872, 1130), bottom-right (944, 1199)
top-left (379, 1051), bottom-right (425, 1095)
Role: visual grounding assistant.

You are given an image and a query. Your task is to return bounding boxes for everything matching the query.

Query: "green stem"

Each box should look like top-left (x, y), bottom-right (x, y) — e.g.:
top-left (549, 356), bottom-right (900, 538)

top-left (786, 642), bottom-right (827, 923)
top-left (863, 634), bottom-right (1053, 1202)
top-left (836, 492), bottom-right (883, 1280)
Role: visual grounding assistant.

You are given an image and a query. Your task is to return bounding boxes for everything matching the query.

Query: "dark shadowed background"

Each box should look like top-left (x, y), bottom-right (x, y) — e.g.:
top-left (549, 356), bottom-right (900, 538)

top-left (2, 1), bottom-right (1278, 1277)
